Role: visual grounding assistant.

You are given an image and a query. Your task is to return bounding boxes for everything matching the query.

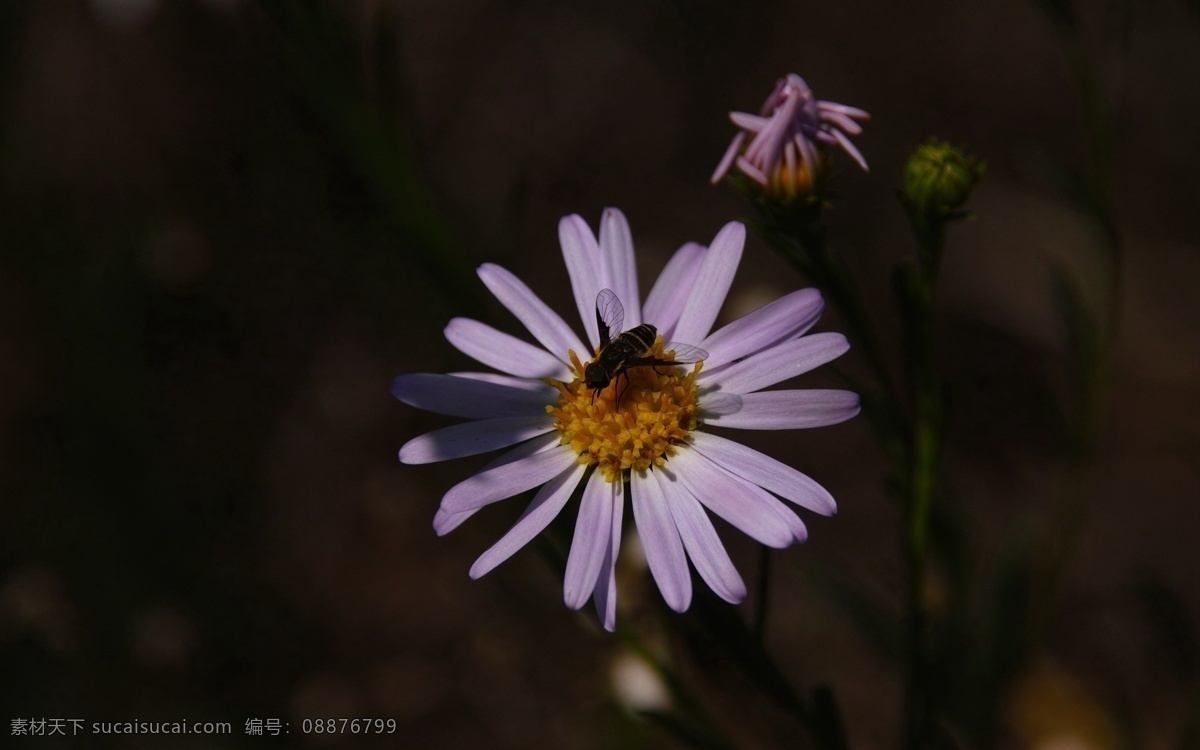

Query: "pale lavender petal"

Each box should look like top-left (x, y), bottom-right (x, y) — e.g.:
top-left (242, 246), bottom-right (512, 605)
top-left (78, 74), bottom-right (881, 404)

top-left (697, 392), bottom-right (743, 418)
top-left (631, 469), bottom-right (691, 612)
top-left (592, 478), bottom-right (624, 632)
top-left (431, 433), bottom-right (562, 535)
top-left (469, 461), bottom-right (587, 578)
top-left (688, 431), bottom-right (836, 516)
top-left (643, 242), bottom-right (705, 340)
top-left (744, 91), bottom-right (795, 166)
top-left (700, 288), bottom-right (825, 368)
top-left (478, 263), bottom-right (588, 359)
top-left (703, 389), bottom-right (861, 430)
top-left (819, 110), bottom-right (864, 135)
top-left (703, 332), bottom-right (849, 394)
top-left (448, 372), bottom-right (556, 393)
top-left (670, 222), bottom-right (745, 345)
top-left (669, 450), bottom-right (795, 548)
top-left (559, 215), bottom-right (606, 351)
top-left (813, 130), bottom-right (841, 146)
top-left (711, 132), bottom-right (745, 184)
top-left (729, 112), bottom-right (767, 131)
top-left (735, 155), bottom-right (768, 185)
top-left (399, 415), bottom-right (555, 465)
top-left (600, 208), bottom-right (640, 328)
top-left (440, 444), bottom-right (577, 514)
top-left (656, 469), bottom-right (746, 603)
top-left (795, 132), bottom-right (819, 180)
top-left (481, 432), bottom-right (563, 469)
top-left (445, 318), bottom-right (571, 379)
top-left (817, 101), bottom-right (870, 119)
top-left (433, 507), bottom-right (476, 536)
top-left (830, 127), bottom-right (869, 171)
top-left (392, 374), bottom-right (552, 419)
top-left (564, 471), bottom-right (615, 610)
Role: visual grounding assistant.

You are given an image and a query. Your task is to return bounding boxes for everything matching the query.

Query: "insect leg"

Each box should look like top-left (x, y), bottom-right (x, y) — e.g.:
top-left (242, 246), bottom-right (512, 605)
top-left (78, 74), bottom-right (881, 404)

top-left (615, 371), bottom-right (629, 410)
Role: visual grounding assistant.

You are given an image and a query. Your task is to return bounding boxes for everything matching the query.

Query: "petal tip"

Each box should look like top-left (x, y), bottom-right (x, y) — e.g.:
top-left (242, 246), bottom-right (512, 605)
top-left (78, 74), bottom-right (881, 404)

top-left (563, 589), bottom-right (588, 611)
top-left (390, 374), bottom-right (413, 401)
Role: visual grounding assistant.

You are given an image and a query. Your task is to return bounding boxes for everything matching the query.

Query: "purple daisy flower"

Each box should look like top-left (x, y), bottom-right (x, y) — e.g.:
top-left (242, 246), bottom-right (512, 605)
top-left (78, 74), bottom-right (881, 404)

top-left (712, 74), bottom-right (870, 197)
top-left (392, 209), bottom-right (859, 631)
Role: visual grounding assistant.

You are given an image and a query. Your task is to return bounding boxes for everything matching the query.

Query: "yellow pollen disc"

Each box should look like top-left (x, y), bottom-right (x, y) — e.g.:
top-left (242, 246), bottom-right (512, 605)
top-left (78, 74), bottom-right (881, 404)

top-left (769, 152), bottom-right (823, 201)
top-left (546, 337), bottom-right (701, 483)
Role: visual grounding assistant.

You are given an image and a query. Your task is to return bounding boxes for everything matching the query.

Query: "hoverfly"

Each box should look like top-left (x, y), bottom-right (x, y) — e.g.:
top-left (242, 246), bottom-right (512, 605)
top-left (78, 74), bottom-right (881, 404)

top-left (584, 289), bottom-right (708, 405)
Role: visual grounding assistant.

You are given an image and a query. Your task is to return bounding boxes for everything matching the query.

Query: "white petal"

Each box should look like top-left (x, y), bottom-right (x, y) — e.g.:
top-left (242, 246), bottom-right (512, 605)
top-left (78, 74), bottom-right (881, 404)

top-left (564, 471), bottom-right (615, 610)
top-left (399, 415), bottom-right (555, 464)
top-left (439, 444), bottom-right (577, 513)
top-left (559, 215), bottom-right (606, 351)
top-left (656, 469), bottom-right (746, 603)
top-left (592, 478), bottom-right (624, 632)
top-left (688, 431), bottom-right (836, 516)
top-left (701, 289), bottom-right (824, 369)
top-left (670, 222), bottom-right (745, 345)
top-left (469, 461), bottom-right (587, 578)
top-left (478, 263), bottom-right (587, 359)
top-left (445, 318), bottom-right (571, 379)
top-left (669, 450), bottom-right (796, 548)
top-left (448, 371), bottom-right (557, 393)
top-left (631, 470), bottom-right (691, 612)
top-left (600, 208), bottom-right (640, 328)
top-left (703, 389), bottom-right (861, 430)
top-left (643, 242), bottom-right (705, 340)
top-left (703, 332), bottom-right (849, 394)
top-left (432, 434), bottom-right (562, 535)
top-left (392, 373), bottom-right (552, 419)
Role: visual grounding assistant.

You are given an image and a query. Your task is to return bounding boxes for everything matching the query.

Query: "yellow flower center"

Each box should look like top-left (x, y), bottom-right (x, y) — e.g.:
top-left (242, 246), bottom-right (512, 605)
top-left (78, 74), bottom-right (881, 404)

top-left (768, 150), bottom-right (824, 202)
top-left (547, 337), bottom-right (700, 482)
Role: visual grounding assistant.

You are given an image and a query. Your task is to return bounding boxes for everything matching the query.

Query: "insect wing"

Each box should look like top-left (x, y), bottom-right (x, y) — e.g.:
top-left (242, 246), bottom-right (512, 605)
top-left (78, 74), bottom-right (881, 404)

top-left (659, 342), bottom-right (708, 364)
top-left (595, 289), bottom-right (625, 348)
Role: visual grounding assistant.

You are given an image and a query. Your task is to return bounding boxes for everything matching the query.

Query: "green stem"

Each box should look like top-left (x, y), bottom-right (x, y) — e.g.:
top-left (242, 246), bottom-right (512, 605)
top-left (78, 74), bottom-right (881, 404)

top-left (900, 218), bottom-right (947, 750)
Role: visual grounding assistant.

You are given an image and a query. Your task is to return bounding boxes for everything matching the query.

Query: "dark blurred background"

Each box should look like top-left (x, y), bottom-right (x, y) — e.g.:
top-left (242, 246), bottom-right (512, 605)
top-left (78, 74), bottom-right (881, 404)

top-left (1, 0), bottom-right (1198, 747)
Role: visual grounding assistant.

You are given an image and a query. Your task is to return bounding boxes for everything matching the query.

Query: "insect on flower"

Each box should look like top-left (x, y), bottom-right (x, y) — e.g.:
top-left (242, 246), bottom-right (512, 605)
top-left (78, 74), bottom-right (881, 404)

top-left (584, 288), bottom-right (707, 407)
top-left (392, 209), bottom-right (861, 631)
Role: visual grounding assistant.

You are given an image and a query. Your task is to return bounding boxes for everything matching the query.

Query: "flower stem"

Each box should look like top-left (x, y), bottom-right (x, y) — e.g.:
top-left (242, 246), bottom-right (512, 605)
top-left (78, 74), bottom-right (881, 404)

top-left (898, 214), bottom-right (947, 750)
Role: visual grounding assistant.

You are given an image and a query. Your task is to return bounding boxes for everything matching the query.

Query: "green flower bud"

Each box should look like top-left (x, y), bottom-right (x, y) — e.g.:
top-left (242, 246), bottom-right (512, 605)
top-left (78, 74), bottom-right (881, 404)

top-left (903, 139), bottom-right (984, 218)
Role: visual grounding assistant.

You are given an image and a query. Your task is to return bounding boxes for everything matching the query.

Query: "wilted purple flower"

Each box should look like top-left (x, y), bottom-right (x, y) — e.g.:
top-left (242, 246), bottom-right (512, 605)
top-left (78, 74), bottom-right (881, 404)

top-left (712, 74), bottom-right (869, 198)
top-left (392, 209), bottom-right (858, 631)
